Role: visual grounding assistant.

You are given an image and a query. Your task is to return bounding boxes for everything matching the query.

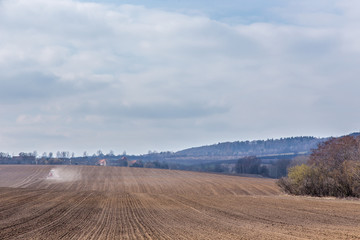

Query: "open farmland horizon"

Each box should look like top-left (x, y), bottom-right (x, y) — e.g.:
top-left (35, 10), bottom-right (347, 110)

top-left (2, 0), bottom-right (360, 237)
top-left (2, 131), bottom-right (359, 159)
top-left (1, 165), bottom-right (360, 239)
top-left (2, 132), bottom-right (359, 179)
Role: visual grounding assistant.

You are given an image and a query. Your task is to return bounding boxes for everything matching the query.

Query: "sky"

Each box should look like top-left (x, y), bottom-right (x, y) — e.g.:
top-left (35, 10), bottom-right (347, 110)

top-left (0, 0), bottom-right (360, 156)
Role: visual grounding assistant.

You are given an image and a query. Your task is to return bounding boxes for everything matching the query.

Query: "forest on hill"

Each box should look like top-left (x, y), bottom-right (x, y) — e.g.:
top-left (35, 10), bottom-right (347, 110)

top-left (174, 136), bottom-right (326, 157)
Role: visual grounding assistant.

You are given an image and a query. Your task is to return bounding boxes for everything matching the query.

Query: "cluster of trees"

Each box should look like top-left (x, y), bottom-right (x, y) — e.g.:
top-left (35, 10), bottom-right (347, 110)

top-left (234, 156), bottom-right (292, 178)
top-left (235, 156), bottom-right (268, 176)
top-left (129, 160), bottom-right (169, 169)
top-left (175, 156), bottom-right (294, 178)
top-left (0, 152), bottom-right (36, 164)
top-left (278, 136), bottom-right (360, 197)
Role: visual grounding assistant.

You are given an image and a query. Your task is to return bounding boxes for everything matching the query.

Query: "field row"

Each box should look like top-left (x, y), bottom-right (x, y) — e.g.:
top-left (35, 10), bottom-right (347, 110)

top-left (0, 165), bottom-right (279, 195)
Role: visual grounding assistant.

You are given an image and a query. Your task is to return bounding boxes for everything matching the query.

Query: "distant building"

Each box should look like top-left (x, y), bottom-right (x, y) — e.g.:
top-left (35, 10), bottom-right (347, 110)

top-left (96, 159), bottom-right (107, 166)
top-left (128, 160), bottom-right (137, 166)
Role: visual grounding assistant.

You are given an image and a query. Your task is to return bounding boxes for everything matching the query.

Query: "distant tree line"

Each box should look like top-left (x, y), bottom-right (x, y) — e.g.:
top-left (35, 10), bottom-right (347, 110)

top-left (168, 155), bottom-right (296, 178)
top-left (0, 148), bottom-right (305, 178)
top-left (0, 150), bottom-right (171, 171)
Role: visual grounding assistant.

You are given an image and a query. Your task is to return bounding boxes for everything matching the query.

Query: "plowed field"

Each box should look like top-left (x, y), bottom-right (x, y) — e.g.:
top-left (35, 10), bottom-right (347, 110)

top-left (1, 165), bottom-right (360, 239)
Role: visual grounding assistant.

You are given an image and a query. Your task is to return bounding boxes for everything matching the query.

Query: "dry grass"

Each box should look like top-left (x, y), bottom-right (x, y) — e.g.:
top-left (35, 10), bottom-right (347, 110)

top-left (0, 165), bottom-right (360, 239)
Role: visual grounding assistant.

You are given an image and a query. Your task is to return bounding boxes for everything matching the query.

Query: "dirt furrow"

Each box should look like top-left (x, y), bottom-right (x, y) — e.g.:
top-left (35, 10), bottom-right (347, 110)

top-left (16, 192), bottom-right (95, 239)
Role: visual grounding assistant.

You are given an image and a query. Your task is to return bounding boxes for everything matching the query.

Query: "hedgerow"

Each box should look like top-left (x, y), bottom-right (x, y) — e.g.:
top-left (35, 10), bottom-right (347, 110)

top-left (277, 136), bottom-right (360, 197)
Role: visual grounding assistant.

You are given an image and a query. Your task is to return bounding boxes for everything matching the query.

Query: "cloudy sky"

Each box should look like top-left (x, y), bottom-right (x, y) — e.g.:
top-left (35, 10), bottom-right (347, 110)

top-left (0, 0), bottom-right (359, 155)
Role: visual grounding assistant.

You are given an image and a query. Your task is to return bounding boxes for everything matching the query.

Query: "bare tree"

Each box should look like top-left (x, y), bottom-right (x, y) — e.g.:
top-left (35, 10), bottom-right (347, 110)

top-left (97, 150), bottom-right (103, 157)
top-left (61, 151), bottom-right (70, 159)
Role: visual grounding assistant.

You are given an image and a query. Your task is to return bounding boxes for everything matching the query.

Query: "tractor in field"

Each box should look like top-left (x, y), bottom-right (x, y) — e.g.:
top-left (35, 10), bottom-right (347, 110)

top-left (47, 169), bottom-right (60, 179)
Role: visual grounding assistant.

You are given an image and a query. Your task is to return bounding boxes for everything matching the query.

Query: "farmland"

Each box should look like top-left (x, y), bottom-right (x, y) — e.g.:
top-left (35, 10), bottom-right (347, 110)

top-left (1, 165), bottom-right (360, 239)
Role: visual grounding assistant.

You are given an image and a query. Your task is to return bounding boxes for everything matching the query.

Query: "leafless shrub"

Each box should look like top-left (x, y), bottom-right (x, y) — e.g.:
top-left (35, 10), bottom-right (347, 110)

top-left (278, 136), bottom-right (360, 198)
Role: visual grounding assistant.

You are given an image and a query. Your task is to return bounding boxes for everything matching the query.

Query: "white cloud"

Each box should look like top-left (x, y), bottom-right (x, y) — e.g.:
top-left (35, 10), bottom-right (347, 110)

top-left (0, 0), bottom-right (359, 154)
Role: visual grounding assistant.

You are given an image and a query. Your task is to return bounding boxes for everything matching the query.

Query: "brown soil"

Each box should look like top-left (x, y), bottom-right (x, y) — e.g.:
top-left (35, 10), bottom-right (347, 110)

top-left (0, 165), bottom-right (359, 239)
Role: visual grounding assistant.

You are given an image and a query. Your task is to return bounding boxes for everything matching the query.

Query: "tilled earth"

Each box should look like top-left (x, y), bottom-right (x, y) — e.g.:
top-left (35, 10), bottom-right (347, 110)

top-left (0, 165), bottom-right (360, 239)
